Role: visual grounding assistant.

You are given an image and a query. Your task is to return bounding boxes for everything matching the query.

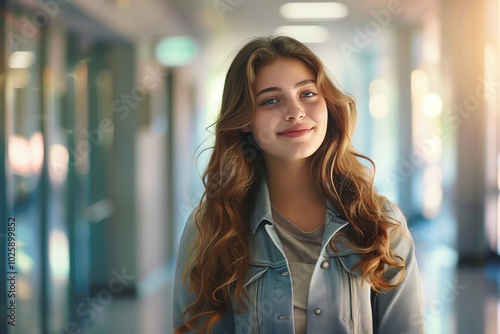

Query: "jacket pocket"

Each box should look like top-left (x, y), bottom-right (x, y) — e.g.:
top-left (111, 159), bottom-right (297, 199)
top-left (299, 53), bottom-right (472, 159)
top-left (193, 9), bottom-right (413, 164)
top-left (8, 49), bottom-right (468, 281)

top-left (244, 266), bottom-right (268, 288)
top-left (233, 266), bottom-right (268, 334)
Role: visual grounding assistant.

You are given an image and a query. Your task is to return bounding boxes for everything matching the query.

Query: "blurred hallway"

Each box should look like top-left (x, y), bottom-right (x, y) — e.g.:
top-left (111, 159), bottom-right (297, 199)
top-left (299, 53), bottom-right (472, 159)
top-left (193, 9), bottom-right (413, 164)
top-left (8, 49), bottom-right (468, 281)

top-left (83, 218), bottom-right (500, 334)
top-left (1, 0), bottom-right (500, 333)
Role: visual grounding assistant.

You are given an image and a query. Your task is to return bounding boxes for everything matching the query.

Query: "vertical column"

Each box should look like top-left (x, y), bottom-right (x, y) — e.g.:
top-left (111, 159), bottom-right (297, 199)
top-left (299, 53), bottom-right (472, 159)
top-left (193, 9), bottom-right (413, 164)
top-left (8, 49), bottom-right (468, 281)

top-left (442, 1), bottom-right (488, 332)
top-left (87, 41), bottom-right (113, 290)
top-left (166, 68), bottom-right (175, 257)
top-left (65, 32), bottom-right (78, 321)
top-left (0, 0), bottom-right (8, 332)
top-left (395, 27), bottom-right (413, 215)
top-left (108, 43), bottom-right (137, 292)
top-left (134, 41), bottom-right (169, 283)
top-left (38, 24), bottom-right (50, 334)
top-left (442, 0), bottom-right (487, 261)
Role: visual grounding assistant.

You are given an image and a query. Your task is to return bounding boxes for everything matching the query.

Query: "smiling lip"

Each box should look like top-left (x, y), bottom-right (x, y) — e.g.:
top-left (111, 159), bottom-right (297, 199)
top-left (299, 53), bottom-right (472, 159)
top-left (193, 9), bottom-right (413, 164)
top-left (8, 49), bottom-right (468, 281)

top-left (278, 126), bottom-right (314, 138)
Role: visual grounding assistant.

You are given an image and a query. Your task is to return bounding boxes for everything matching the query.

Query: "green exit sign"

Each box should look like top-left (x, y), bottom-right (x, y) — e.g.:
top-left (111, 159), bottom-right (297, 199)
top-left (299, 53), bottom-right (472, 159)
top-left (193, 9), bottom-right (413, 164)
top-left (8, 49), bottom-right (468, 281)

top-left (155, 36), bottom-right (198, 67)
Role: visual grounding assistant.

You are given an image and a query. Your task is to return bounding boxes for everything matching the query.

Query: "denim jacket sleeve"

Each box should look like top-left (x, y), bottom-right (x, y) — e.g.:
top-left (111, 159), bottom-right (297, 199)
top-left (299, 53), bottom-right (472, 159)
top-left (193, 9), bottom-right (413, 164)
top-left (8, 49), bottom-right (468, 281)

top-left (372, 203), bottom-right (426, 334)
top-left (172, 209), bottom-right (198, 333)
top-left (172, 208), bottom-right (235, 334)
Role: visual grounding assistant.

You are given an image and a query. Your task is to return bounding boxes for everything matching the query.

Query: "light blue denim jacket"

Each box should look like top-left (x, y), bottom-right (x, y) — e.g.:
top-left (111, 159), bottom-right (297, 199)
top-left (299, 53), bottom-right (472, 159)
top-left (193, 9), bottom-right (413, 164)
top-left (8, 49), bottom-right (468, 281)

top-left (173, 177), bottom-right (425, 333)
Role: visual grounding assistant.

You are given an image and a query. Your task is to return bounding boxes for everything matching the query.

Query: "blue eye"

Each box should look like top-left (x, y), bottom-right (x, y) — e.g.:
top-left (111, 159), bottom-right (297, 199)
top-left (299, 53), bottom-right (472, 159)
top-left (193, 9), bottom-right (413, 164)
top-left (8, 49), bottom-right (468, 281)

top-left (303, 92), bottom-right (317, 97)
top-left (261, 98), bottom-right (278, 105)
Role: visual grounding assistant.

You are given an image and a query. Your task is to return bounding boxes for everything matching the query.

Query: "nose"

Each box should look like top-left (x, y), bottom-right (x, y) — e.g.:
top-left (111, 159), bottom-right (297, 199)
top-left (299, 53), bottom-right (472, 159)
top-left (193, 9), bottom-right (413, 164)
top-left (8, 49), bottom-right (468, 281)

top-left (284, 101), bottom-right (305, 121)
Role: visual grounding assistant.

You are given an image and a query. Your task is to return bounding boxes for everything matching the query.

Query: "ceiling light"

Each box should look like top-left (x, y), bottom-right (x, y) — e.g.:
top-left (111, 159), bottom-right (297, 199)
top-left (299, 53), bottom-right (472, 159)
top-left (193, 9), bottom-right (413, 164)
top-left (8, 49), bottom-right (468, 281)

top-left (8, 51), bottom-right (36, 69)
top-left (280, 2), bottom-right (348, 20)
top-left (274, 25), bottom-right (330, 43)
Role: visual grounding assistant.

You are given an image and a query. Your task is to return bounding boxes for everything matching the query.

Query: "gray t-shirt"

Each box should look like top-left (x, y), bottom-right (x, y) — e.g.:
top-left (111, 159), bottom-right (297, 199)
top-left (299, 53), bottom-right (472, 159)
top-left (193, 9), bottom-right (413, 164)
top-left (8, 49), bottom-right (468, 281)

top-left (271, 205), bottom-right (325, 334)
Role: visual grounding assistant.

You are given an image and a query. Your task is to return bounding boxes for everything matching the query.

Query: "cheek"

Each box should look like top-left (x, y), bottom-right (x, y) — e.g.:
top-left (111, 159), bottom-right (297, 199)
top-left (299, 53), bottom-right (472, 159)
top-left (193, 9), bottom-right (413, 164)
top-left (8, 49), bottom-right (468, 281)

top-left (315, 105), bottom-right (329, 138)
top-left (313, 103), bottom-right (328, 125)
top-left (250, 117), bottom-right (277, 148)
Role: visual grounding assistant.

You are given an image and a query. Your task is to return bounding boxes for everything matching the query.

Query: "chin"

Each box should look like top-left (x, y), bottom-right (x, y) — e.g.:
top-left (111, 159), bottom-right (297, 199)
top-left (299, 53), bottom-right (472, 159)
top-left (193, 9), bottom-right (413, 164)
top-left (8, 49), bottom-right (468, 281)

top-left (285, 150), bottom-right (319, 160)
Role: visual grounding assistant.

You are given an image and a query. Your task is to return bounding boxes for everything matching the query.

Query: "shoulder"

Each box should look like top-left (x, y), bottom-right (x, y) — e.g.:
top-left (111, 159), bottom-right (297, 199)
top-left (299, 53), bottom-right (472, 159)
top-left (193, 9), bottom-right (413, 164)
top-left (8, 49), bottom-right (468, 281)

top-left (173, 208), bottom-right (201, 294)
top-left (179, 207), bottom-right (201, 244)
top-left (381, 200), bottom-right (417, 279)
top-left (383, 200), bottom-right (407, 226)
top-left (382, 200), bottom-right (412, 242)
top-left (176, 207), bottom-right (202, 266)
top-left (182, 208), bottom-right (200, 237)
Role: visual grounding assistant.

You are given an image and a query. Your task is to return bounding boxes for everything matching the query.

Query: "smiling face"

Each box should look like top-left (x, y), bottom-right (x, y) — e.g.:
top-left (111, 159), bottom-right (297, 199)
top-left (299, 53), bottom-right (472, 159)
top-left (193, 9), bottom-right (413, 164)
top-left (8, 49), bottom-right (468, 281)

top-left (247, 57), bottom-right (328, 164)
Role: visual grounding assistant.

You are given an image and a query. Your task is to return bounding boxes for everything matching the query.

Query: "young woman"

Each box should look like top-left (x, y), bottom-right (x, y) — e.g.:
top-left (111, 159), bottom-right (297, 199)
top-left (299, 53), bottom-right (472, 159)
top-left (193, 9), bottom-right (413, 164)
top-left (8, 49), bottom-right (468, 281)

top-left (173, 36), bottom-right (425, 334)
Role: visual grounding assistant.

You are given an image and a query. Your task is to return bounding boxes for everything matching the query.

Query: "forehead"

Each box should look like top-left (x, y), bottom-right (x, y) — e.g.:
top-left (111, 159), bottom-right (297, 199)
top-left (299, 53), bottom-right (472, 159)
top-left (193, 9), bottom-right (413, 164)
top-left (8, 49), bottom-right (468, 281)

top-left (254, 58), bottom-right (315, 89)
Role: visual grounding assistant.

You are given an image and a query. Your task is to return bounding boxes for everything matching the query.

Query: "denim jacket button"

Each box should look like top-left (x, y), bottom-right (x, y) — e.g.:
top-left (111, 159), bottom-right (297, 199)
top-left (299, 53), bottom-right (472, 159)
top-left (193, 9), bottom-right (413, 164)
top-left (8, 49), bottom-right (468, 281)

top-left (321, 260), bottom-right (329, 269)
top-left (314, 307), bottom-right (322, 315)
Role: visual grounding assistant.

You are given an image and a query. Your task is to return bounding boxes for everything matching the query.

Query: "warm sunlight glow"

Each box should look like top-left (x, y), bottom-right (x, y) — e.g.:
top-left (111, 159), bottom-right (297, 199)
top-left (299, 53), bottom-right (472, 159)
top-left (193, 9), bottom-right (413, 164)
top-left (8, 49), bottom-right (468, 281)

top-left (423, 184), bottom-right (443, 219)
top-left (422, 42), bottom-right (441, 64)
top-left (369, 94), bottom-right (389, 119)
top-left (30, 132), bottom-right (44, 175)
top-left (49, 144), bottom-right (69, 187)
top-left (8, 135), bottom-right (31, 176)
top-left (424, 93), bottom-right (443, 118)
top-left (369, 79), bottom-right (389, 96)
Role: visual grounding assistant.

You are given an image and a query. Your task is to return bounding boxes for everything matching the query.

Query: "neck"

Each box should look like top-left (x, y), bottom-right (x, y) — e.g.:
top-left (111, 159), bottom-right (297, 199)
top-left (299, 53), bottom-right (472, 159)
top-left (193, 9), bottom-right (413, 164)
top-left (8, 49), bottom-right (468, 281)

top-left (263, 155), bottom-right (324, 209)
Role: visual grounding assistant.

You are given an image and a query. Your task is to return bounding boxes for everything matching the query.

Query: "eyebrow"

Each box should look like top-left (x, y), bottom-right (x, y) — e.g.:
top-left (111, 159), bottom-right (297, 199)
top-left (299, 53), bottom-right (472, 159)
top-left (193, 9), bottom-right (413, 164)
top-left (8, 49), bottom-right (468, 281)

top-left (255, 79), bottom-right (316, 97)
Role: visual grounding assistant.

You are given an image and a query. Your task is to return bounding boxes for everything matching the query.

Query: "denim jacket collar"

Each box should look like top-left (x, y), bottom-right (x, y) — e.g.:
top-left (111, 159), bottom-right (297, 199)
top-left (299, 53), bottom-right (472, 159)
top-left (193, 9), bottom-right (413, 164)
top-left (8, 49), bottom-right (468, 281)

top-left (249, 176), bottom-right (274, 235)
top-left (248, 176), bottom-right (361, 258)
top-left (250, 175), bottom-right (345, 233)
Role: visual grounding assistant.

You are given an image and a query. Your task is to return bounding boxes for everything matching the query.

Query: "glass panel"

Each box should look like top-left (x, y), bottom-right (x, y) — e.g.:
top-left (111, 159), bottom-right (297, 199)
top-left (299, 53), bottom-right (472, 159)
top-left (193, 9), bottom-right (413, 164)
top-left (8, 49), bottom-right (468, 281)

top-left (5, 4), bottom-right (43, 334)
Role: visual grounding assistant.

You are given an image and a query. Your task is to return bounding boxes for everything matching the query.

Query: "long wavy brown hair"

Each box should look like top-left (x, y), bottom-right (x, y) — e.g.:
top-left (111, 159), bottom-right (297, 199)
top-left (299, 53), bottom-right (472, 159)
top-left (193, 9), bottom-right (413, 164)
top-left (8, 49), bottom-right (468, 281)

top-left (175, 36), bottom-right (405, 333)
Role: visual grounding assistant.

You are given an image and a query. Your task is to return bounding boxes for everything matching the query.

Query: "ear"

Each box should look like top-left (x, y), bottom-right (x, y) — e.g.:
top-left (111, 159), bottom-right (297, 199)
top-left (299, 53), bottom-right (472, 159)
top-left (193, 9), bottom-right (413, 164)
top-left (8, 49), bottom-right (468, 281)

top-left (241, 125), bottom-right (251, 133)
